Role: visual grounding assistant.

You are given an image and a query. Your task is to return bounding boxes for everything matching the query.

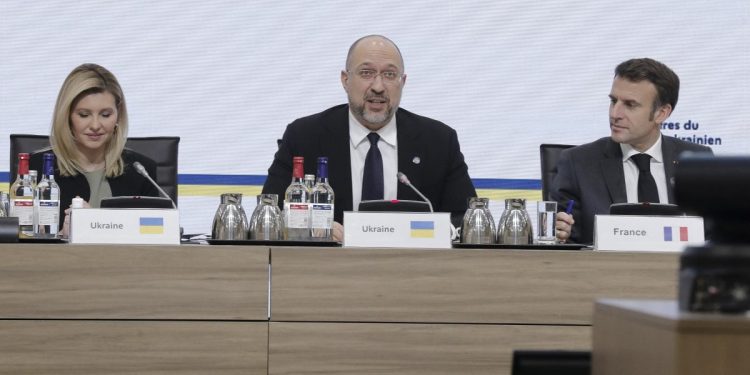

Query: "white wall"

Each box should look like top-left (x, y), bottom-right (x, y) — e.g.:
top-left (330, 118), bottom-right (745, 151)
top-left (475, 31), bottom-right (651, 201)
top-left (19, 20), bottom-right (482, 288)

top-left (2, 0), bottom-right (748, 233)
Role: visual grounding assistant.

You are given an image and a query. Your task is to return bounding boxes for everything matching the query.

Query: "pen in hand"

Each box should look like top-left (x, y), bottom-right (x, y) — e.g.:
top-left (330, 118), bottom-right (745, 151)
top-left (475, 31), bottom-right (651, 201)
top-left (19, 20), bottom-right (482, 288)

top-left (565, 200), bottom-right (575, 215)
top-left (557, 199), bottom-right (576, 244)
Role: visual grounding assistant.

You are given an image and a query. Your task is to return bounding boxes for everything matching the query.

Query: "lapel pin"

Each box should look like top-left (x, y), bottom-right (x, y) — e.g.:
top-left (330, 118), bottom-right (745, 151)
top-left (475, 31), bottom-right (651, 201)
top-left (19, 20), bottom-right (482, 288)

top-left (412, 156), bottom-right (421, 165)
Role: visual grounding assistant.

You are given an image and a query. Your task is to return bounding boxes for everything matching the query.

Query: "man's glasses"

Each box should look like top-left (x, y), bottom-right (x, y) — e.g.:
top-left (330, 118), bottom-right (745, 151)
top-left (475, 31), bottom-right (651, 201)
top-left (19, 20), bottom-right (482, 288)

top-left (350, 69), bottom-right (403, 83)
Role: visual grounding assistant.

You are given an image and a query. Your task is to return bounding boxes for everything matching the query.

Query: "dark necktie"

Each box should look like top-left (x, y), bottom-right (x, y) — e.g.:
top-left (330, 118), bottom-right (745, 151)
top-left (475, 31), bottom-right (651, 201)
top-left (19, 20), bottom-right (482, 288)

top-left (631, 153), bottom-right (659, 203)
top-left (361, 132), bottom-right (384, 201)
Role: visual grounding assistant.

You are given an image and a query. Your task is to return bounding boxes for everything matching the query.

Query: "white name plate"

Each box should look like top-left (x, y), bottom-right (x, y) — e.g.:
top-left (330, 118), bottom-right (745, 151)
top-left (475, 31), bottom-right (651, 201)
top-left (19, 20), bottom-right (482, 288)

top-left (343, 211), bottom-right (452, 249)
top-left (71, 208), bottom-right (180, 245)
top-left (594, 214), bottom-right (704, 252)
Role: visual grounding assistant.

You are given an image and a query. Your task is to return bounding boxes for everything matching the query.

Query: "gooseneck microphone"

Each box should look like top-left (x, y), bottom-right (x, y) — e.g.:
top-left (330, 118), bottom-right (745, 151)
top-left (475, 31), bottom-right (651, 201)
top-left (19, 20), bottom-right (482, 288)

top-left (133, 161), bottom-right (177, 209)
top-left (397, 172), bottom-right (433, 212)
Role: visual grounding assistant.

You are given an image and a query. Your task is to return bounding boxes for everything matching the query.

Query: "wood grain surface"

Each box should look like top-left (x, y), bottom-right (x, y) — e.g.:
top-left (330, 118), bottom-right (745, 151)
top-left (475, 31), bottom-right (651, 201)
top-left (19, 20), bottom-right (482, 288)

top-left (271, 247), bottom-right (679, 324)
top-left (593, 299), bottom-right (750, 375)
top-left (0, 244), bottom-right (269, 320)
top-left (0, 320), bottom-right (268, 374)
top-left (269, 322), bottom-right (589, 375)
top-left (0, 244), bottom-right (687, 374)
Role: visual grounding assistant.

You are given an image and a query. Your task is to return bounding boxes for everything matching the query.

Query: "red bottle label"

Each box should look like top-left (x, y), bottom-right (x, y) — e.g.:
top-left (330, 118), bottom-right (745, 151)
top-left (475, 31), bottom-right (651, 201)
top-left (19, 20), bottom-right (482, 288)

top-left (292, 156), bottom-right (304, 178)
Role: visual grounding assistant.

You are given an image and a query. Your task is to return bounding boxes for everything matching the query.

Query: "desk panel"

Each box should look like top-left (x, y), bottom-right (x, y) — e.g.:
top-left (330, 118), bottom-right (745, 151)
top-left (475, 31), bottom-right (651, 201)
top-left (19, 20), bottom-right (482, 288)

top-left (593, 299), bottom-right (750, 375)
top-left (269, 322), bottom-right (589, 375)
top-left (0, 244), bottom-right (268, 320)
top-left (0, 321), bottom-right (267, 374)
top-left (271, 247), bottom-right (678, 324)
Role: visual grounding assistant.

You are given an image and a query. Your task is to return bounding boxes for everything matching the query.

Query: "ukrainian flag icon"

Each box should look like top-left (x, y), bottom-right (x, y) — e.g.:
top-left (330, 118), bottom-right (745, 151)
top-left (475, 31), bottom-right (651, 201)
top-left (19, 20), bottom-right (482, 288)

top-left (140, 217), bottom-right (164, 235)
top-left (410, 221), bottom-right (434, 238)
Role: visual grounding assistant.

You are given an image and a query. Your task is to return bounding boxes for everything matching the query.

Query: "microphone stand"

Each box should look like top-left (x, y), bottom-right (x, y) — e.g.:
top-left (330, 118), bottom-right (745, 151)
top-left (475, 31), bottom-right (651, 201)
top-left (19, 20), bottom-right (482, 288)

top-left (397, 172), bottom-right (433, 212)
top-left (133, 161), bottom-right (177, 209)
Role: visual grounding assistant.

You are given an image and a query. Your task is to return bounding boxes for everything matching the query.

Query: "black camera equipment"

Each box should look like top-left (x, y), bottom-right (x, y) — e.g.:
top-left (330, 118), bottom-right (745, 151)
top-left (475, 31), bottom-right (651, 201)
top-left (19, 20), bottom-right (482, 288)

top-left (675, 152), bottom-right (750, 313)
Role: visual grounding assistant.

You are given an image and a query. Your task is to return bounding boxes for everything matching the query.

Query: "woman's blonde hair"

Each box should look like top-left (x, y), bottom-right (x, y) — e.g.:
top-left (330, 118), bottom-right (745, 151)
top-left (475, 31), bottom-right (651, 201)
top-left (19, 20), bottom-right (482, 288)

top-left (50, 63), bottom-right (128, 177)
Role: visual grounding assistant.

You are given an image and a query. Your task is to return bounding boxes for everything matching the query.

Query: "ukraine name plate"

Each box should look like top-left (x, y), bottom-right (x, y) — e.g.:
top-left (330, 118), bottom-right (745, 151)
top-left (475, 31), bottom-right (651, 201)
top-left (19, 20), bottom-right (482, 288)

top-left (70, 208), bottom-right (180, 245)
top-left (343, 211), bottom-right (452, 249)
top-left (594, 214), bottom-right (704, 252)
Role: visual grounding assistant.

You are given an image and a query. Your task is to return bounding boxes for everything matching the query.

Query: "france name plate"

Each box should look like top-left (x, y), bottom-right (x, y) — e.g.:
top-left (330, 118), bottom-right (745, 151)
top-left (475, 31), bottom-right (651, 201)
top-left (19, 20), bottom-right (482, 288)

top-left (594, 214), bottom-right (704, 252)
top-left (70, 208), bottom-right (180, 245)
top-left (343, 211), bottom-right (452, 249)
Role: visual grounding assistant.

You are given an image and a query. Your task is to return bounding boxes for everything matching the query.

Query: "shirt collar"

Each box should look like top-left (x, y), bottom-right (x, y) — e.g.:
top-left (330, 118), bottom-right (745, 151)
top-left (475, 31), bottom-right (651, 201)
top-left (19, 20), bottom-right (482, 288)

top-left (349, 109), bottom-right (397, 149)
top-left (620, 134), bottom-right (664, 163)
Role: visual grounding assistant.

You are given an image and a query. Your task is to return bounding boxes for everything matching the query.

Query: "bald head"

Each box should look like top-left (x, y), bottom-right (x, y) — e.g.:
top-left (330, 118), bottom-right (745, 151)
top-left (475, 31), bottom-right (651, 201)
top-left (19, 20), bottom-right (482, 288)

top-left (345, 35), bottom-right (404, 72)
top-left (341, 35), bottom-right (406, 130)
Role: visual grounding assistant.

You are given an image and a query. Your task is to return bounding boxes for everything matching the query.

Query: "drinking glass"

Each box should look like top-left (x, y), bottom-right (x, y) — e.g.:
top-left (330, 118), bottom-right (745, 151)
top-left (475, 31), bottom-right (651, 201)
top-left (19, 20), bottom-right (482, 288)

top-left (536, 201), bottom-right (557, 244)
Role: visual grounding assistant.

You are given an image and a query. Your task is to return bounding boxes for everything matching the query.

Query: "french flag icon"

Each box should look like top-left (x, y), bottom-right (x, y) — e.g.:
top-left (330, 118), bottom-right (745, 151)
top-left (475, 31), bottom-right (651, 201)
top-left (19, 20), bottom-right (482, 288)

top-left (664, 226), bottom-right (688, 242)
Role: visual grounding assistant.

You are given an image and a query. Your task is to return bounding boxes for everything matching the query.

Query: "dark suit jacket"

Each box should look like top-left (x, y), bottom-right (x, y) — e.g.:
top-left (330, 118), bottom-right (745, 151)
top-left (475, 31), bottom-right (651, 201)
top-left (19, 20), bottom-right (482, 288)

top-left (551, 136), bottom-right (713, 245)
top-left (29, 149), bottom-right (159, 228)
top-left (262, 104), bottom-right (477, 226)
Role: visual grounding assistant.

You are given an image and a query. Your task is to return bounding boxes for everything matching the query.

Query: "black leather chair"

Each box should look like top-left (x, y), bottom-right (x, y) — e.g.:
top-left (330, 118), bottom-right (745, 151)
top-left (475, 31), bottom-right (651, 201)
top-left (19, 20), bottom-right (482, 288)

top-left (539, 144), bottom-right (575, 201)
top-left (511, 350), bottom-right (591, 375)
top-left (9, 134), bottom-right (180, 204)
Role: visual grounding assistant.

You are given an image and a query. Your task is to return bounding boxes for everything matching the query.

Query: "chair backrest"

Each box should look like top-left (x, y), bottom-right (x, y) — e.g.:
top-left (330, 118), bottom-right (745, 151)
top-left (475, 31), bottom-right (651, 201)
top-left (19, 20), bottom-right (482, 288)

top-left (9, 134), bottom-right (51, 180)
top-left (9, 134), bottom-right (180, 204)
top-left (539, 143), bottom-right (575, 201)
top-left (123, 137), bottom-right (180, 203)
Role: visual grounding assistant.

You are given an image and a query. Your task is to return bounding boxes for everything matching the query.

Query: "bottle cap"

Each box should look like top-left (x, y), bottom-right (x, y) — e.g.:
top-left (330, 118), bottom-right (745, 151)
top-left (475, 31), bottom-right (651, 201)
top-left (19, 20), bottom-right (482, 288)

top-left (28, 170), bottom-right (38, 184)
top-left (292, 156), bottom-right (305, 178)
top-left (71, 197), bottom-right (84, 209)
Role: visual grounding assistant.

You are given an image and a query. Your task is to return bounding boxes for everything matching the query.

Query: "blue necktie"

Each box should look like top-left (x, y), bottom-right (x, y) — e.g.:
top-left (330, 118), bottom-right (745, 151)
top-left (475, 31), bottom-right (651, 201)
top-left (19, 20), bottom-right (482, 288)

top-left (361, 132), bottom-right (384, 201)
top-left (631, 153), bottom-right (659, 203)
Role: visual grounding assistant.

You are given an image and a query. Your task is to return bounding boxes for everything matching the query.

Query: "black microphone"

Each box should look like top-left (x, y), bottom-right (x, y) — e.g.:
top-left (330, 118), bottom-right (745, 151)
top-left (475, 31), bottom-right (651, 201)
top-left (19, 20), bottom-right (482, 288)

top-left (397, 172), bottom-right (433, 212)
top-left (133, 161), bottom-right (177, 209)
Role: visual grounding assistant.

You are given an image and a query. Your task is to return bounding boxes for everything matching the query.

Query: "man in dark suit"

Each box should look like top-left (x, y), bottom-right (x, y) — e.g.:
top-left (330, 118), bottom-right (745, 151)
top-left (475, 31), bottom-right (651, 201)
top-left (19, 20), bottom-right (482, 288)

top-left (552, 58), bottom-right (712, 245)
top-left (262, 35), bottom-right (476, 239)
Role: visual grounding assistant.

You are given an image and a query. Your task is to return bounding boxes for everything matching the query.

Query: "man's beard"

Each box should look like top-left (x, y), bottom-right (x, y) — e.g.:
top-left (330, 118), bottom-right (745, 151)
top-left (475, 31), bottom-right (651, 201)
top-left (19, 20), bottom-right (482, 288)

top-left (351, 95), bottom-right (395, 129)
top-left (362, 106), bottom-right (392, 126)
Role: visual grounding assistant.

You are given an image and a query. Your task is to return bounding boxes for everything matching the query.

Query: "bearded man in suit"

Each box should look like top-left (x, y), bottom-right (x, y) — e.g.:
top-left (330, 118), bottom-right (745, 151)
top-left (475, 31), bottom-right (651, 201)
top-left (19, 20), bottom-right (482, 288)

top-left (262, 35), bottom-right (476, 240)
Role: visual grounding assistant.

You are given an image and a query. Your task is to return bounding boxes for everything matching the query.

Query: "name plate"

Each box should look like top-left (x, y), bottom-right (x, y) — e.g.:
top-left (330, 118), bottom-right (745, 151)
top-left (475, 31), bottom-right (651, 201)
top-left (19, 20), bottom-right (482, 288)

top-left (71, 208), bottom-right (180, 245)
top-left (594, 214), bottom-right (704, 252)
top-left (343, 211), bottom-right (452, 249)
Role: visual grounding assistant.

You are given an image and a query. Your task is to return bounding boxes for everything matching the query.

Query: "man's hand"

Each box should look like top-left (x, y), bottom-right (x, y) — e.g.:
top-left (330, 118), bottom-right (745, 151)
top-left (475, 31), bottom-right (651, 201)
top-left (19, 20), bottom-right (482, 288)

top-left (555, 212), bottom-right (574, 243)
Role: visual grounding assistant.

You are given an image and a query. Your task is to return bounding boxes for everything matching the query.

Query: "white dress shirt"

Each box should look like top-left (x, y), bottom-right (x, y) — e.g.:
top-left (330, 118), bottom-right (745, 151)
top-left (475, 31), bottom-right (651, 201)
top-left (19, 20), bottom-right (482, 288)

top-left (349, 110), bottom-right (398, 211)
top-left (620, 135), bottom-right (669, 203)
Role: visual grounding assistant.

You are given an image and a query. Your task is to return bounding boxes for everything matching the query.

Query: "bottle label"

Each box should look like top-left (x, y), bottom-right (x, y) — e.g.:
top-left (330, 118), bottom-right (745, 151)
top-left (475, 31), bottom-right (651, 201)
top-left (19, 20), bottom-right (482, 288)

top-left (38, 200), bottom-right (60, 227)
top-left (310, 204), bottom-right (333, 229)
top-left (11, 199), bottom-right (34, 225)
top-left (284, 203), bottom-right (310, 229)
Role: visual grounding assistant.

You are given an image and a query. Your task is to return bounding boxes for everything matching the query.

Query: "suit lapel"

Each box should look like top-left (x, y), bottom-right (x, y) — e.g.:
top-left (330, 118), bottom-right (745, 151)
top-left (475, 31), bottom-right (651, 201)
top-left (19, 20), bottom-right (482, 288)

top-left (600, 139), bottom-right (627, 204)
top-left (321, 107), bottom-right (354, 212)
top-left (395, 110), bottom-right (423, 199)
top-left (661, 136), bottom-right (679, 203)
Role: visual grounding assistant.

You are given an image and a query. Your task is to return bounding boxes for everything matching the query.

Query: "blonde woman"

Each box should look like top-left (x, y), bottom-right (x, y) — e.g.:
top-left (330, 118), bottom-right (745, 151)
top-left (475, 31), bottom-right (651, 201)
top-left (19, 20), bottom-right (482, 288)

top-left (30, 63), bottom-right (158, 235)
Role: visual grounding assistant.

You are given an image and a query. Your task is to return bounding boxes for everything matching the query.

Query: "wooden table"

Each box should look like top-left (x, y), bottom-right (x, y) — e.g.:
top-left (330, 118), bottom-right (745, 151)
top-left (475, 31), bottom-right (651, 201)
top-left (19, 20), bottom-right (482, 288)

top-left (0, 244), bottom-right (682, 374)
top-left (0, 243), bottom-right (270, 374)
top-left (269, 247), bottom-right (680, 375)
top-left (593, 299), bottom-right (750, 375)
